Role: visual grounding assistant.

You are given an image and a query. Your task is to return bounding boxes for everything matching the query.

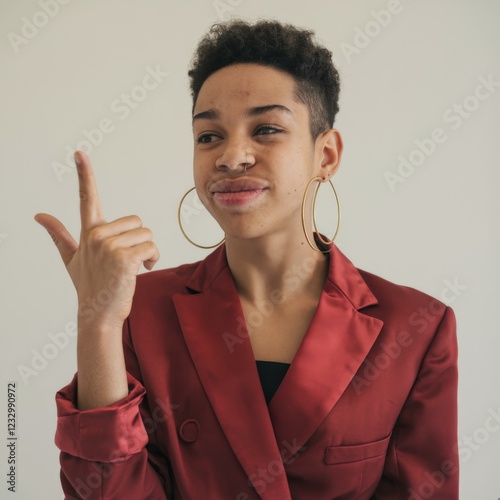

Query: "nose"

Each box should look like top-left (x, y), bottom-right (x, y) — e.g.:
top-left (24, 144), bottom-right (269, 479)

top-left (215, 146), bottom-right (255, 173)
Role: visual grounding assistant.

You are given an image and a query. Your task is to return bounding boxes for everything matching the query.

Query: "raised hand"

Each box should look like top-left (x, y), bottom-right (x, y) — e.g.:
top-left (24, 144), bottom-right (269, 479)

top-left (35, 150), bottom-right (159, 329)
top-left (35, 150), bottom-right (160, 409)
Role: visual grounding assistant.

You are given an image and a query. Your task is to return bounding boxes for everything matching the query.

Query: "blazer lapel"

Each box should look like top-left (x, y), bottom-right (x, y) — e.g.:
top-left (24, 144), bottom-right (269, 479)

top-left (268, 242), bottom-right (384, 457)
top-left (172, 245), bottom-right (292, 499)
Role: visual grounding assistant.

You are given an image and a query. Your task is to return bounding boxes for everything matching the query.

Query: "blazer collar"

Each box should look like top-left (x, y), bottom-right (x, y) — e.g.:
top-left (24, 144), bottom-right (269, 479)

top-left (184, 237), bottom-right (378, 310)
top-left (172, 237), bottom-right (383, 499)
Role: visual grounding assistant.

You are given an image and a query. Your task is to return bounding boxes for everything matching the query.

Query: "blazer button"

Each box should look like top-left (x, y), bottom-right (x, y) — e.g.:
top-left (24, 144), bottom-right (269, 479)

top-left (179, 419), bottom-right (200, 443)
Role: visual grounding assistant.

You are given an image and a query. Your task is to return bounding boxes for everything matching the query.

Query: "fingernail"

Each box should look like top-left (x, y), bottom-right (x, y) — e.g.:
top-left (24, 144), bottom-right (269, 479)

top-left (74, 152), bottom-right (81, 165)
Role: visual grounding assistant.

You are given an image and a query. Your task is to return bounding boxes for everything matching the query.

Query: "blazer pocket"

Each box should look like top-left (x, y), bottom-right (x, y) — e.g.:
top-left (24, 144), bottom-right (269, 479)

top-left (324, 432), bottom-right (392, 465)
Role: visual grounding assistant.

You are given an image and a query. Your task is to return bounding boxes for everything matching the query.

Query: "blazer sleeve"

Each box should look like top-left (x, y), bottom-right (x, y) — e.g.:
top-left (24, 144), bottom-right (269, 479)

top-left (372, 305), bottom-right (459, 499)
top-left (54, 317), bottom-right (172, 500)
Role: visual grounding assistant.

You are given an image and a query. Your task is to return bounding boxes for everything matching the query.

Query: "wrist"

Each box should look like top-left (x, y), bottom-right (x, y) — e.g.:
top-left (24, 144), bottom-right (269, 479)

top-left (77, 314), bottom-right (124, 336)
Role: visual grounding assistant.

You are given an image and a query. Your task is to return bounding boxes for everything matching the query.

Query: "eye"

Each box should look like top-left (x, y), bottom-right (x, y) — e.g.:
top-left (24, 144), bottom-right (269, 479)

top-left (196, 125), bottom-right (283, 144)
top-left (196, 133), bottom-right (221, 144)
top-left (255, 125), bottom-right (283, 136)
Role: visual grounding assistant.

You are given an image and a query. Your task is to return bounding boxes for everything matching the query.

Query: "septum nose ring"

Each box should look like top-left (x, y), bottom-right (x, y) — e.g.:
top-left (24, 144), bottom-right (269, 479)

top-left (243, 152), bottom-right (248, 173)
top-left (218, 152), bottom-right (249, 173)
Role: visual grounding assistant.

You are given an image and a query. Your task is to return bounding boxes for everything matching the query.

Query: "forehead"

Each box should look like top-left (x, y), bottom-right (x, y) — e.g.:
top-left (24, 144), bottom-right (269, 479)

top-left (193, 63), bottom-right (301, 118)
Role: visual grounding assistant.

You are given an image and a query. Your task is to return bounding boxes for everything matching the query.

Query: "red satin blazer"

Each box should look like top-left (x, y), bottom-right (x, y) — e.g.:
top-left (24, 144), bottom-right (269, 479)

top-left (55, 242), bottom-right (459, 499)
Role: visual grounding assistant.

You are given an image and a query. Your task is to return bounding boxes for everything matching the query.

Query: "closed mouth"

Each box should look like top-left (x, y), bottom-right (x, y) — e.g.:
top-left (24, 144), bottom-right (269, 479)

top-left (209, 178), bottom-right (270, 194)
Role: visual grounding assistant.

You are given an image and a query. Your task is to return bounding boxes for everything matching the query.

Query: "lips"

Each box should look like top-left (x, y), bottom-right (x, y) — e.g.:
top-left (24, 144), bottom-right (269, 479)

top-left (209, 177), bottom-right (270, 194)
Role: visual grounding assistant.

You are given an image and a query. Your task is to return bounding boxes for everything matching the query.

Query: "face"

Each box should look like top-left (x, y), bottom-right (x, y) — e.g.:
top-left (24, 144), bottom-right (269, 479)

top-left (192, 63), bottom-right (341, 242)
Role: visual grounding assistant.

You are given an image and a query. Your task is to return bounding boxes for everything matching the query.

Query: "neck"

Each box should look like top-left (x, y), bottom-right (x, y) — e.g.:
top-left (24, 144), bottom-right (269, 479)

top-left (225, 230), bottom-right (330, 306)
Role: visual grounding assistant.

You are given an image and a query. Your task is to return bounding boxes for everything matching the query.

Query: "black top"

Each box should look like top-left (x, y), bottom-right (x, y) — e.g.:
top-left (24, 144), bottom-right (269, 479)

top-left (255, 360), bottom-right (291, 404)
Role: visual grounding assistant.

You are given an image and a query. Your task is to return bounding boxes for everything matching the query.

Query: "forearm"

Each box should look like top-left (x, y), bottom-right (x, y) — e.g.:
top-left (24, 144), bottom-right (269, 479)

top-left (76, 318), bottom-right (128, 410)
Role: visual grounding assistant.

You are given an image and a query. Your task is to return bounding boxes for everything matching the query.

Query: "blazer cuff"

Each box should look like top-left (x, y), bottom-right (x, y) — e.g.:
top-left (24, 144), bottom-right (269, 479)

top-left (54, 371), bottom-right (148, 463)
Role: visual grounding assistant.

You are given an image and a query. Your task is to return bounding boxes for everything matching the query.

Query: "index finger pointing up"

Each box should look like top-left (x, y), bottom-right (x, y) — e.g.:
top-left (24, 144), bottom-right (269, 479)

top-left (75, 151), bottom-right (105, 229)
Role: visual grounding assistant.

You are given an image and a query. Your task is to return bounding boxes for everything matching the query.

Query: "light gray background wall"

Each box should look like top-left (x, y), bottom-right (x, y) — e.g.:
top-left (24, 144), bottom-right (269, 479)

top-left (1, 0), bottom-right (498, 498)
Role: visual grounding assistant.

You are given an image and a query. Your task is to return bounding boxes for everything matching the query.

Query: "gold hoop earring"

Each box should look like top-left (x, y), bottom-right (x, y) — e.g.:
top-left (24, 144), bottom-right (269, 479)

top-left (301, 176), bottom-right (341, 253)
top-left (177, 187), bottom-right (225, 249)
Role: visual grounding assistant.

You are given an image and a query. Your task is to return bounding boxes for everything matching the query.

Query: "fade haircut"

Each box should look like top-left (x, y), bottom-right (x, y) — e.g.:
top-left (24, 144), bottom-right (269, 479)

top-left (187, 18), bottom-right (341, 142)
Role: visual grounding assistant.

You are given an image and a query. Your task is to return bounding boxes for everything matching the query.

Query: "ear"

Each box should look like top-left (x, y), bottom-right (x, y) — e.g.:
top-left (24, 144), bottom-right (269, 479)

top-left (314, 128), bottom-right (343, 181)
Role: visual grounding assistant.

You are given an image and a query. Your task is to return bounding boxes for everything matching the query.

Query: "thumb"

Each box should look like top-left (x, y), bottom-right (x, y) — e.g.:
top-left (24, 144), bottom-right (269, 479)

top-left (34, 213), bottom-right (78, 266)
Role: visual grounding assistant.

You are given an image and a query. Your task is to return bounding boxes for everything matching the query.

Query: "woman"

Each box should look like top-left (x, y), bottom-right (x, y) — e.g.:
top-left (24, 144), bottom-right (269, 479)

top-left (35, 19), bottom-right (459, 500)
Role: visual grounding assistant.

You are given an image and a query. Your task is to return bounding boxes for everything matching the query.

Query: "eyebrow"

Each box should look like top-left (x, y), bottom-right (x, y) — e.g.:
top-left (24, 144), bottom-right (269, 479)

top-left (192, 104), bottom-right (293, 125)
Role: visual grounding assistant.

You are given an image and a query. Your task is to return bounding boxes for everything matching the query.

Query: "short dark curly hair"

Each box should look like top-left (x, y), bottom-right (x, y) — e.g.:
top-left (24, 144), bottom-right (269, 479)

top-left (187, 18), bottom-right (341, 142)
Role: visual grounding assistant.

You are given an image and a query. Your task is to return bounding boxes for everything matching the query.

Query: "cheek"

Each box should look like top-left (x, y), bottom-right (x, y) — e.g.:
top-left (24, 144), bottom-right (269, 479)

top-left (276, 177), bottom-right (310, 210)
top-left (280, 160), bottom-right (312, 192)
